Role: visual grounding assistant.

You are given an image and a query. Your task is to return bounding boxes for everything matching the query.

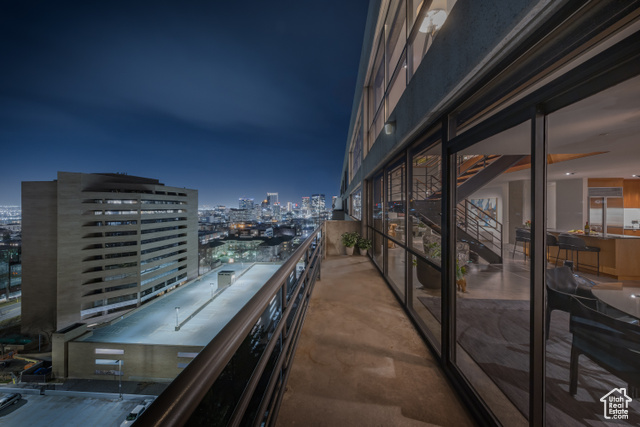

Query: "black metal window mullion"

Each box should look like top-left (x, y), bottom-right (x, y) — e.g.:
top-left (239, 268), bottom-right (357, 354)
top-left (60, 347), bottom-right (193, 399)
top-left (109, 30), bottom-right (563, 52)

top-left (442, 115), bottom-right (456, 366)
top-left (405, 148), bottom-right (411, 306)
top-left (383, 167), bottom-right (388, 277)
top-left (529, 107), bottom-right (547, 427)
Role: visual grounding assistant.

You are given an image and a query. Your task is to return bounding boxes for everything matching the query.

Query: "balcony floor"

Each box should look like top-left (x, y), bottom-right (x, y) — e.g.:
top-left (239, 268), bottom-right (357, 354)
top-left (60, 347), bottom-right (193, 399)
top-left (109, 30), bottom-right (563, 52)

top-left (276, 255), bottom-right (476, 427)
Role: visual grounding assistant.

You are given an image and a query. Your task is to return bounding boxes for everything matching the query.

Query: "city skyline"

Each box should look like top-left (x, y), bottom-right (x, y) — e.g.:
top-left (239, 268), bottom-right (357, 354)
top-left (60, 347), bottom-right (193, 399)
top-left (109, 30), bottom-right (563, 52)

top-left (0, 1), bottom-right (369, 207)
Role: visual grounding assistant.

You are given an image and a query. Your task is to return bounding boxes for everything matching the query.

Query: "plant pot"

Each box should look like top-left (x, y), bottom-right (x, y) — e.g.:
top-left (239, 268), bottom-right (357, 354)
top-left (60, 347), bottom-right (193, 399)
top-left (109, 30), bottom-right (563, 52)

top-left (345, 246), bottom-right (354, 255)
top-left (359, 248), bottom-right (368, 256)
top-left (416, 258), bottom-right (441, 289)
top-left (456, 277), bottom-right (467, 293)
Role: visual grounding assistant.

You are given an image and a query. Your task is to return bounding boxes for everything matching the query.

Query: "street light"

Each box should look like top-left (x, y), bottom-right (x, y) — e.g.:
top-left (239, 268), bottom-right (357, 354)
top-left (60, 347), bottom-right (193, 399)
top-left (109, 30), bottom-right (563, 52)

top-left (175, 307), bottom-right (180, 330)
top-left (116, 359), bottom-right (122, 400)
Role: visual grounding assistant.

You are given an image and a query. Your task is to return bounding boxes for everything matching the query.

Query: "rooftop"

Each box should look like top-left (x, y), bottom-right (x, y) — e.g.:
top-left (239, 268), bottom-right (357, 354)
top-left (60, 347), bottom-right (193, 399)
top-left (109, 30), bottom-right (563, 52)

top-left (80, 263), bottom-right (281, 346)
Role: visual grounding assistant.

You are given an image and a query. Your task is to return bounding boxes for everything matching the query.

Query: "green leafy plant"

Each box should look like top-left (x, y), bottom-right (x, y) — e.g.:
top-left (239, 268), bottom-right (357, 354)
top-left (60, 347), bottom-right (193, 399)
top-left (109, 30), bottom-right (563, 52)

top-left (341, 231), bottom-right (360, 248)
top-left (357, 237), bottom-right (372, 250)
top-left (421, 241), bottom-right (468, 279)
top-left (456, 260), bottom-right (468, 280)
top-left (424, 241), bottom-right (441, 258)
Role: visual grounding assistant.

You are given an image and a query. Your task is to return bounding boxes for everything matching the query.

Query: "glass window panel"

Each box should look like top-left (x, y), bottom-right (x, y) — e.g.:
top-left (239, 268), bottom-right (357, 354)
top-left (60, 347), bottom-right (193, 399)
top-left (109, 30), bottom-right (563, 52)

top-left (410, 140), bottom-right (442, 256)
top-left (387, 246), bottom-right (406, 301)
top-left (373, 232), bottom-right (384, 270)
top-left (385, 1), bottom-right (407, 88)
top-left (409, 0), bottom-right (423, 31)
top-left (545, 74), bottom-right (640, 426)
top-left (388, 54), bottom-right (407, 117)
top-left (371, 35), bottom-right (385, 120)
top-left (409, 253), bottom-right (441, 349)
top-left (409, 0), bottom-right (456, 78)
top-left (386, 162), bottom-right (406, 245)
top-left (409, 139), bottom-right (442, 349)
top-left (373, 174), bottom-right (384, 232)
top-left (350, 188), bottom-right (362, 221)
top-left (454, 120), bottom-right (531, 424)
top-left (351, 120), bottom-right (363, 179)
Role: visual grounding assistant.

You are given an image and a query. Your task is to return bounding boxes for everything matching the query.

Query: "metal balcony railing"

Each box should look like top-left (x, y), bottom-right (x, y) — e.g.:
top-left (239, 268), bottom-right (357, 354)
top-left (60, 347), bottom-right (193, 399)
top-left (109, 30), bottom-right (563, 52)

top-left (137, 224), bottom-right (325, 427)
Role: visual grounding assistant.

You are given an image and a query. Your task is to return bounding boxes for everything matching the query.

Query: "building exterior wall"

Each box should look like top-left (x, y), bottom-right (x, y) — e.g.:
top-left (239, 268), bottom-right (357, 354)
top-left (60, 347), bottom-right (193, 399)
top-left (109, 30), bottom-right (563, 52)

top-left (340, 1), bottom-right (640, 424)
top-left (21, 181), bottom-right (58, 335)
top-left (22, 172), bottom-right (198, 334)
top-left (67, 340), bottom-right (203, 382)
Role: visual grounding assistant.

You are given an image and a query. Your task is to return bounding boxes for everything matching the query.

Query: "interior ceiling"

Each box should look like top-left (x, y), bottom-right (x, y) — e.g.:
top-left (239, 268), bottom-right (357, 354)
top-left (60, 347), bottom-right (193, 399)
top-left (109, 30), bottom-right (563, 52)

top-left (463, 73), bottom-right (640, 184)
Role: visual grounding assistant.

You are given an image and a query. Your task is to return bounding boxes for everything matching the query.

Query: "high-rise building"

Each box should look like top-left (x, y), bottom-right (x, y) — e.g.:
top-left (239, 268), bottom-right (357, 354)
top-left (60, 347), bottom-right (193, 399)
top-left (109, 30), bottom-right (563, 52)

top-left (273, 203), bottom-right (281, 221)
top-left (21, 172), bottom-right (198, 334)
top-left (229, 208), bottom-right (252, 223)
top-left (311, 194), bottom-right (325, 215)
top-left (301, 197), bottom-right (311, 216)
top-left (239, 198), bottom-right (254, 210)
top-left (267, 192), bottom-right (278, 206)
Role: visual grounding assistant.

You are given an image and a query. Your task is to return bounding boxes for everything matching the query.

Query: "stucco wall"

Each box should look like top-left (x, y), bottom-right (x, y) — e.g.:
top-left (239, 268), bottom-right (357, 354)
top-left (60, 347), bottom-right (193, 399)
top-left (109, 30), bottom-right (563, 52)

top-left (325, 220), bottom-right (361, 256)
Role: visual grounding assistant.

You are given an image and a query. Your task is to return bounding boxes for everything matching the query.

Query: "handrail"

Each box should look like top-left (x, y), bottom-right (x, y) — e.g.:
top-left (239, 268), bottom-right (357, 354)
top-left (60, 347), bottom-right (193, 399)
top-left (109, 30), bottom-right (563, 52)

top-left (456, 200), bottom-right (502, 254)
top-left (137, 224), bottom-right (325, 426)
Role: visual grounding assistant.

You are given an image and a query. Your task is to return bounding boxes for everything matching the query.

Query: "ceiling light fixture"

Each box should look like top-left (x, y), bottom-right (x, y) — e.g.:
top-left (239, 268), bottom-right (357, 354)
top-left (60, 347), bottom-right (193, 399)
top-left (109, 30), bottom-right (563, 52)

top-left (417, 0), bottom-right (448, 35)
top-left (419, 9), bottom-right (447, 34)
top-left (565, 172), bottom-right (575, 176)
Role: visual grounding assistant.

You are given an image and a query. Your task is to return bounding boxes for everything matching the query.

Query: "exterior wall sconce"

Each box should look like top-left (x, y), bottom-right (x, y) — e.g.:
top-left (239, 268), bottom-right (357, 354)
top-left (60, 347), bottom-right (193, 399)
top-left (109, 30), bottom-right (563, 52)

top-left (385, 121), bottom-right (395, 135)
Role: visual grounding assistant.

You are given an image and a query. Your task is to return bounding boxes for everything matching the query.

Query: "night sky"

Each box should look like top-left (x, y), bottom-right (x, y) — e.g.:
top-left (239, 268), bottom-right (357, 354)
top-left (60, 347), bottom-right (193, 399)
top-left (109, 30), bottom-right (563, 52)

top-left (0, 0), bottom-right (369, 208)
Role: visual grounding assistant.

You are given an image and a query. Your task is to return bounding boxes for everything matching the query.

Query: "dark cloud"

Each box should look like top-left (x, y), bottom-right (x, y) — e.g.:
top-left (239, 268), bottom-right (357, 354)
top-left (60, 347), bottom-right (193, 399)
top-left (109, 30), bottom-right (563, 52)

top-left (0, 0), bottom-right (369, 206)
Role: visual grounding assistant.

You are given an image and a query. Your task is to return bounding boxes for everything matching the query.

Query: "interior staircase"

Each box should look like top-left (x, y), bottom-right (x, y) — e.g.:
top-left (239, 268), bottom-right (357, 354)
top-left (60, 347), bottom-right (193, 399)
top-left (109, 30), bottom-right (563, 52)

top-left (410, 154), bottom-right (526, 264)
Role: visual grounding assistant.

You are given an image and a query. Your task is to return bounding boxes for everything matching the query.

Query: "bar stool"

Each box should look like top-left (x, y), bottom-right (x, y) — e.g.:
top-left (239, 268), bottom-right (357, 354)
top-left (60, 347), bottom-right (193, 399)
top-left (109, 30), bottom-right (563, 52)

top-left (568, 235), bottom-right (600, 276)
top-left (512, 228), bottom-right (531, 260)
top-left (546, 233), bottom-right (559, 263)
top-left (555, 234), bottom-right (576, 267)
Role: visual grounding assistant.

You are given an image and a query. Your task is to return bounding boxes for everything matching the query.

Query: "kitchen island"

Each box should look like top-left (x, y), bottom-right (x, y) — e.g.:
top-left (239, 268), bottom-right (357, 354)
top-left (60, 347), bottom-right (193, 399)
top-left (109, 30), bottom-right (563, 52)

top-left (548, 231), bottom-right (640, 280)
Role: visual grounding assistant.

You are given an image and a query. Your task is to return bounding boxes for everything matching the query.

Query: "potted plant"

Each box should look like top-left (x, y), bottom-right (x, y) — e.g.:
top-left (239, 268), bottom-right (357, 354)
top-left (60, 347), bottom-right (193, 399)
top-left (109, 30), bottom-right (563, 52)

top-left (357, 237), bottom-right (372, 256)
top-left (456, 260), bottom-right (468, 293)
top-left (341, 231), bottom-right (359, 255)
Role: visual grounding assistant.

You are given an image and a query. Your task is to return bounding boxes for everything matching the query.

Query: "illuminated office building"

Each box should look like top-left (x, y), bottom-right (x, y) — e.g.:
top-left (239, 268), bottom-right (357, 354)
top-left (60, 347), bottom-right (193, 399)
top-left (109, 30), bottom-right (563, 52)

top-left (267, 192), bottom-right (278, 206)
top-left (311, 194), bottom-right (325, 215)
top-left (239, 197), bottom-right (254, 210)
top-left (21, 172), bottom-right (198, 334)
top-left (301, 196), bottom-right (311, 216)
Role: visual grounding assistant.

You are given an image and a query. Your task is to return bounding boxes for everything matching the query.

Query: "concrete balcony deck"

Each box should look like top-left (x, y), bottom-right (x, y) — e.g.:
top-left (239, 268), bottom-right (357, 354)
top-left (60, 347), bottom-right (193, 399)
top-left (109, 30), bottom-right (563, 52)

top-left (276, 255), bottom-right (476, 426)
